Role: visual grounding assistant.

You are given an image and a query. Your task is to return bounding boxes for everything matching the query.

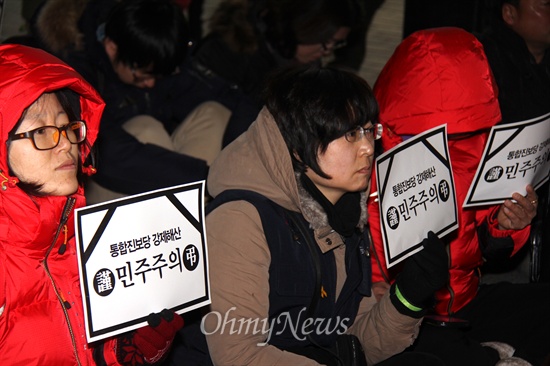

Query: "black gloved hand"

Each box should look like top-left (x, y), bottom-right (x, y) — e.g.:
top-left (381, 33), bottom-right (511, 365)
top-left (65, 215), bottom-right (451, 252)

top-left (391, 231), bottom-right (449, 317)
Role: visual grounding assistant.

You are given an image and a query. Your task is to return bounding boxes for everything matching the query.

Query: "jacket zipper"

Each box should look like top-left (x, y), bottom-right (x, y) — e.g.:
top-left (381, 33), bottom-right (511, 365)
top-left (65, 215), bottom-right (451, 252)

top-left (42, 197), bottom-right (82, 366)
top-left (445, 244), bottom-right (455, 316)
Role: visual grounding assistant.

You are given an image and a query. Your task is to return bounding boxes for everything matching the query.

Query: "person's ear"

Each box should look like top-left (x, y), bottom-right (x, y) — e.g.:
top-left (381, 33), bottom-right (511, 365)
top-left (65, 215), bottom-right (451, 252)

top-left (502, 3), bottom-right (517, 26)
top-left (103, 37), bottom-right (118, 62)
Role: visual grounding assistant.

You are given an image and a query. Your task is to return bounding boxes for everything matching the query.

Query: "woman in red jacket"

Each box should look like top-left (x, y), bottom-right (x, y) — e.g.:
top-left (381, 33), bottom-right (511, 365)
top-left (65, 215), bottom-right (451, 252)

top-left (368, 28), bottom-right (550, 365)
top-left (0, 44), bottom-right (182, 365)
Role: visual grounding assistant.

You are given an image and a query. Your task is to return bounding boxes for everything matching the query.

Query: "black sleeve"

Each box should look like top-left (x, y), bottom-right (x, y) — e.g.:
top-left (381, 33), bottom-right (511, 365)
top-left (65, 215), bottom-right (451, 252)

top-left (93, 126), bottom-right (209, 195)
top-left (477, 220), bottom-right (515, 263)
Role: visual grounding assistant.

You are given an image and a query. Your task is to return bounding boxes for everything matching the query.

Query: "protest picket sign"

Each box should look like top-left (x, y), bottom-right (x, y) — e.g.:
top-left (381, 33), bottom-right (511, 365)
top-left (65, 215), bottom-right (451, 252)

top-left (464, 112), bottom-right (550, 207)
top-left (75, 181), bottom-right (210, 342)
top-left (376, 125), bottom-right (458, 268)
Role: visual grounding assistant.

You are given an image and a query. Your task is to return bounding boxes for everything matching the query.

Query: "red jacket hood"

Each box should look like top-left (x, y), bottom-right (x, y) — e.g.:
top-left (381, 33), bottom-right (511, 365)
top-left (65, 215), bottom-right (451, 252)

top-left (0, 44), bottom-right (104, 252)
top-left (0, 44), bottom-right (104, 187)
top-left (373, 27), bottom-right (501, 151)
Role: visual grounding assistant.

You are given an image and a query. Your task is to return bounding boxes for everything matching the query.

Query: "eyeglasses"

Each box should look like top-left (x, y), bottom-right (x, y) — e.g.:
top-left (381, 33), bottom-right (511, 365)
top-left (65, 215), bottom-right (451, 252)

top-left (344, 123), bottom-right (383, 143)
top-left (9, 120), bottom-right (87, 150)
top-left (131, 66), bottom-right (157, 84)
top-left (322, 38), bottom-right (348, 51)
top-left (130, 65), bottom-right (180, 84)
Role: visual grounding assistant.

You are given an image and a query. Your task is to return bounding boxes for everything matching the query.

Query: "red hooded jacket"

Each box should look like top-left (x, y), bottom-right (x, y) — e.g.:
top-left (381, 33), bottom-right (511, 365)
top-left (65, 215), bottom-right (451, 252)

top-left (0, 44), bottom-right (104, 365)
top-left (368, 28), bottom-right (531, 316)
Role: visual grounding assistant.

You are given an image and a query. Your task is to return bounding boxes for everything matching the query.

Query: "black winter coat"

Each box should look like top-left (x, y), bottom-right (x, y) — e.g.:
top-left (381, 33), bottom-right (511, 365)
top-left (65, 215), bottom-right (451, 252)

top-left (477, 23), bottom-right (550, 125)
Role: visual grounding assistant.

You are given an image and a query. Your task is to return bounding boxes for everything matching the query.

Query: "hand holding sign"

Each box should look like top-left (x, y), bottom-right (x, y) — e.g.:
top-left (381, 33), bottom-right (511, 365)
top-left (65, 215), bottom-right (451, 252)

top-left (75, 181), bottom-right (210, 342)
top-left (464, 113), bottom-right (550, 207)
top-left (375, 125), bottom-right (458, 268)
top-left (391, 232), bottom-right (448, 318)
top-left (497, 184), bottom-right (538, 231)
top-left (97, 309), bottom-right (184, 365)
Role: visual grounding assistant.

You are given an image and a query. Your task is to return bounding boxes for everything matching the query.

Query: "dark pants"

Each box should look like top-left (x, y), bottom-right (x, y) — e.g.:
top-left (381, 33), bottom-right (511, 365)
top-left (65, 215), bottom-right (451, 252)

top-left (301, 350), bottom-right (445, 366)
top-left (408, 282), bottom-right (550, 366)
top-left (286, 336), bottom-right (444, 366)
top-left (376, 352), bottom-right (444, 366)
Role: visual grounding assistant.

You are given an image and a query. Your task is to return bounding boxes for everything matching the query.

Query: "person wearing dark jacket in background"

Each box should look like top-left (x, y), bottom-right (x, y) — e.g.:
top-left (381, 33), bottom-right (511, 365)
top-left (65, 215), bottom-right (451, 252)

top-left (191, 0), bottom-right (355, 144)
top-left (476, 0), bottom-right (550, 284)
top-left (477, 0), bottom-right (550, 125)
top-left (29, 0), bottom-right (252, 203)
top-left (329, 0), bottom-right (385, 72)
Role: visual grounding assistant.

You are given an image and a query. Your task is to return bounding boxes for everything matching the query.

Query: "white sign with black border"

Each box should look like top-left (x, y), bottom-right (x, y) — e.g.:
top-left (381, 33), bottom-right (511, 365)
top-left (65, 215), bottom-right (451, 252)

top-left (464, 112), bottom-right (550, 208)
top-left (75, 181), bottom-right (210, 343)
top-left (376, 125), bottom-right (458, 268)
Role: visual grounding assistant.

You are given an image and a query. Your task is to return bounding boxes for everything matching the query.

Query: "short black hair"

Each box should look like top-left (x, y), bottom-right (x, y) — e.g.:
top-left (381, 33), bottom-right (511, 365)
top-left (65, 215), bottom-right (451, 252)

top-left (502, 0), bottom-right (520, 6)
top-left (264, 64), bottom-right (379, 179)
top-left (105, 0), bottom-right (189, 75)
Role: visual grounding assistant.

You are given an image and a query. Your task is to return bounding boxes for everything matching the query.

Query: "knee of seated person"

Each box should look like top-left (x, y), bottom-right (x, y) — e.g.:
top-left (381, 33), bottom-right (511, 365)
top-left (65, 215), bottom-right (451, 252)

top-left (122, 115), bottom-right (173, 148)
top-left (193, 101), bottom-right (232, 124)
top-left (122, 115), bottom-right (165, 136)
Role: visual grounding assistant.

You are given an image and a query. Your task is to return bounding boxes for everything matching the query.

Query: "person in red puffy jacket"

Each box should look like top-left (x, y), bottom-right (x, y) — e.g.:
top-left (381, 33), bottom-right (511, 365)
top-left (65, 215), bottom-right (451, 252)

top-left (368, 27), bottom-right (550, 365)
top-left (0, 44), bottom-right (183, 365)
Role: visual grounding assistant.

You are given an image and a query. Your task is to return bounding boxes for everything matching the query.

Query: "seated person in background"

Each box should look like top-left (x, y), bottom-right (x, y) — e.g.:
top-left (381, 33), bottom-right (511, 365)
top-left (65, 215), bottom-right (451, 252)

top-left (476, 0), bottom-right (550, 283)
top-left (477, 0), bottom-right (550, 124)
top-left (0, 43), bottom-right (183, 365)
top-left (191, 0), bottom-right (356, 144)
top-left (329, 0), bottom-right (385, 72)
top-left (33, 0), bottom-right (244, 203)
top-left (196, 64), bottom-right (448, 365)
top-left (368, 27), bottom-right (550, 366)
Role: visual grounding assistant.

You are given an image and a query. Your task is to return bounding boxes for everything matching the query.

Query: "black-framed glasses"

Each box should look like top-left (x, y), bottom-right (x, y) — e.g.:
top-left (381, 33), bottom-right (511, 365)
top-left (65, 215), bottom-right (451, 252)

top-left (344, 123), bottom-right (383, 143)
top-left (8, 120), bottom-right (87, 150)
top-left (130, 66), bottom-right (157, 83)
top-left (130, 65), bottom-right (180, 84)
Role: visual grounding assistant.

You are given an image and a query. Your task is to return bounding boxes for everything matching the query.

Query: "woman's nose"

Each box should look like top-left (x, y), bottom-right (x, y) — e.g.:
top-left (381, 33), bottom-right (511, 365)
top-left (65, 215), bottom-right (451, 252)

top-left (360, 136), bottom-right (375, 155)
top-left (55, 129), bottom-right (71, 151)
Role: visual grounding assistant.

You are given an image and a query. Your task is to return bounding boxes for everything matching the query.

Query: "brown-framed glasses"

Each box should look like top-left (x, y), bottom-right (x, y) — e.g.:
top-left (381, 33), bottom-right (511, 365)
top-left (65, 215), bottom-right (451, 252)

top-left (8, 120), bottom-right (87, 150)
